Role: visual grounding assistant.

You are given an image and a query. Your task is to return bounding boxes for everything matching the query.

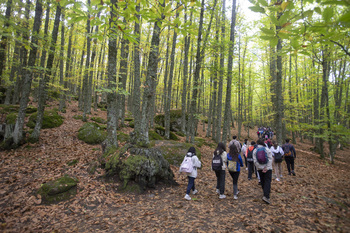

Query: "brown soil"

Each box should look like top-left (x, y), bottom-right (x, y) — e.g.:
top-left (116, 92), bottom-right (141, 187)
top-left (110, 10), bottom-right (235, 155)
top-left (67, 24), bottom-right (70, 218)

top-left (0, 101), bottom-right (349, 232)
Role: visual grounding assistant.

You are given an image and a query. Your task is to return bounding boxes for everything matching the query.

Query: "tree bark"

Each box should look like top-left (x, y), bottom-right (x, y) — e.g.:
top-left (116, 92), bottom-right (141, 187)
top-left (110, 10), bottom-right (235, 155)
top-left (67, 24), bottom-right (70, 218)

top-left (12, 0), bottom-right (43, 144)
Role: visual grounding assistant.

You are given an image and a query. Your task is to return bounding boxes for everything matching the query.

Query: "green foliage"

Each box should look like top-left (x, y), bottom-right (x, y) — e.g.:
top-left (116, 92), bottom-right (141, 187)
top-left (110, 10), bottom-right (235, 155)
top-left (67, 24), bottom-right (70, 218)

top-left (5, 113), bottom-right (17, 125)
top-left (27, 110), bottom-right (64, 129)
top-left (67, 159), bottom-right (79, 166)
top-left (117, 131), bottom-right (130, 143)
top-left (78, 122), bottom-right (107, 145)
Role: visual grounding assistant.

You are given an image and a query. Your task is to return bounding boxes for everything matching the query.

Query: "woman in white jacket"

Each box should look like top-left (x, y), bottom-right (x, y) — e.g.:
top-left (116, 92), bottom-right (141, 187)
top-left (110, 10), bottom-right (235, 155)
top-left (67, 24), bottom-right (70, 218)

top-left (184, 147), bottom-right (202, 201)
top-left (270, 141), bottom-right (284, 181)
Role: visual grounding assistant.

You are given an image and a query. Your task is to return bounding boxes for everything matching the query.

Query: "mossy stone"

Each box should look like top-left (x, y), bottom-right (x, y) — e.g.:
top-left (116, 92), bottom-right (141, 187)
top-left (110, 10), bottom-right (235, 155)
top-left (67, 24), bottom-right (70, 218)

top-left (5, 113), bottom-right (17, 125)
top-left (27, 110), bottom-right (64, 129)
top-left (78, 122), bottom-right (107, 145)
top-left (91, 116), bottom-right (106, 124)
top-left (149, 130), bottom-right (163, 140)
top-left (38, 175), bottom-right (78, 204)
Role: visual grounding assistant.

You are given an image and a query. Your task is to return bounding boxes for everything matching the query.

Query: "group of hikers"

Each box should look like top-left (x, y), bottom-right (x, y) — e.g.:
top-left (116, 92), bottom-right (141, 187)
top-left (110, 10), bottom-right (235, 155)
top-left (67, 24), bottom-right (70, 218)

top-left (257, 127), bottom-right (274, 140)
top-left (180, 134), bottom-right (297, 204)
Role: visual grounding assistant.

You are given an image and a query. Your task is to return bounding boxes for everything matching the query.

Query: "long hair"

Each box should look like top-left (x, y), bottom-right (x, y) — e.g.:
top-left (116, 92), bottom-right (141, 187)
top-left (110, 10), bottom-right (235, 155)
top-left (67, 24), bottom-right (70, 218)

top-left (229, 143), bottom-right (239, 162)
top-left (214, 142), bottom-right (226, 156)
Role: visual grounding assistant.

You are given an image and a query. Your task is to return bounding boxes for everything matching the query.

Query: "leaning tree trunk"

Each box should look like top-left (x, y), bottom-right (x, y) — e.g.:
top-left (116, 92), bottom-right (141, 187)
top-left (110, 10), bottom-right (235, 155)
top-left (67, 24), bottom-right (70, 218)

top-left (30, 3), bottom-right (61, 142)
top-left (12, 0), bottom-right (43, 145)
top-left (222, 0), bottom-right (237, 143)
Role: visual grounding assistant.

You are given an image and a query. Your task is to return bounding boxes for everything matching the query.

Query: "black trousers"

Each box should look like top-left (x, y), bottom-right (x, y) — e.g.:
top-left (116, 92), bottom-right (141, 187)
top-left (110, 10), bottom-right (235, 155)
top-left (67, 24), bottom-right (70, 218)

top-left (215, 170), bottom-right (226, 195)
top-left (258, 169), bottom-right (272, 199)
top-left (285, 156), bottom-right (295, 174)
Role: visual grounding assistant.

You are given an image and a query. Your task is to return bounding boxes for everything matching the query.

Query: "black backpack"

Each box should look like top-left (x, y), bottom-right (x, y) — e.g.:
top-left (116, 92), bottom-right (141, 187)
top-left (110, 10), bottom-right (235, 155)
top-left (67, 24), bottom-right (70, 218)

top-left (274, 152), bottom-right (283, 163)
top-left (212, 152), bottom-right (223, 171)
top-left (247, 145), bottom-right (255, 162)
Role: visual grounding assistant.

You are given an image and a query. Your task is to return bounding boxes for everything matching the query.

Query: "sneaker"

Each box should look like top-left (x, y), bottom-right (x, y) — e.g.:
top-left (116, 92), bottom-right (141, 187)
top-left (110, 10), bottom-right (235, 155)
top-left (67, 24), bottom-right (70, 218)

top-left (246, 168), bottom-right (248, 170)
top-left (292, 171), bottom-right (296, 176)
top-left (276, 178), bottom-right (280, 182)
top-left (258, 181), bottom-right (261, 185)
top-left (236, 191), bottom-right (240, 195)
top-left (280, 174), bottom-right (283, 178)
top-left (216, 189), bottom-right (220, 194)
top-left (219, 194), bottom-right (226, 199)
top-left (192, 189), bottom-right (198, 195)
top-left (184, 194), bottom-right (191, 201)
top-left (262, 196), bottom-right (270, 204)
top-left (233, 195), bottom-right (238, 200)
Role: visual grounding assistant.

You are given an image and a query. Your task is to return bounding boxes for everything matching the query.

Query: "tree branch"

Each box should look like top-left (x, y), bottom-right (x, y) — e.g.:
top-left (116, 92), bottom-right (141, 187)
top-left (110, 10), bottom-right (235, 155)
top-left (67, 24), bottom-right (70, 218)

top-left (330, 40), bottom-right (350, 57)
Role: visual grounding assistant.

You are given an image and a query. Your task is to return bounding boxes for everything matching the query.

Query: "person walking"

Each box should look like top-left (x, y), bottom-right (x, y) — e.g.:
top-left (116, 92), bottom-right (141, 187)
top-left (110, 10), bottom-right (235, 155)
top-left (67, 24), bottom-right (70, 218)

top-left (212, 142), bottom-right (227, 199)
top-left (241, 139), bottom-right (248, 169)
top-left (282, 139), bottom-right (297, 176)
top-left (253, 139), bottom-right (273, 204)
top-left (270, 141), bottom-right (284, 181)
top-left (227, 143), bottom-right (243, 200)
top-left (246, 141), bottom-right (258, 181)
top-left (183, 147), bottom-right (202, 201)
top-left (228, 136), bottom-right (242, 153)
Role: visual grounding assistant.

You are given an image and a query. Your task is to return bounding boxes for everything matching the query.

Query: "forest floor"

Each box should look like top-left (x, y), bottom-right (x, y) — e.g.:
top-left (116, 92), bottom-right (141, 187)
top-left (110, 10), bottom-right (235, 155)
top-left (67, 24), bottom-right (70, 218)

top-left (0, 101), bottom-right (349, 233)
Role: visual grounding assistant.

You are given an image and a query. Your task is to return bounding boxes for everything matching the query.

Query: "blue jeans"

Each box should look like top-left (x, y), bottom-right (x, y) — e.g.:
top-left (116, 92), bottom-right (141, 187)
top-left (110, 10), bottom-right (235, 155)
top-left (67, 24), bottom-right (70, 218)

top-left (186, 176), bottom-right (196, 195)
top-left (229, 171), bottom-right (240, 195)
top-left (215, 170), bottom-right (226, 195)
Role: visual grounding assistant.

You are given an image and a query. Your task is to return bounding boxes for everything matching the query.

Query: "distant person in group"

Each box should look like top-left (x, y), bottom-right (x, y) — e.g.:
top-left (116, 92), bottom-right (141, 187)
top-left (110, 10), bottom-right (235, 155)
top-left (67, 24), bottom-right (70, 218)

top-left (257, 130), bottom-right (260, 139)
top-left (228, 136), bottom-right (241, 153)
top-left (212, 142), bottom-right (227, 199)
top-left (183, 147), bottom-right (202, 201)
top-left (253, 139), bottom-right (273, 204)
top-left (265, 139), bottom-right (272, 149)
top-left (241, 139), bottom-right (248, 168)
top-left (246, 141), bottom-right (258, 180)
top-left (282, 139), bottom-right (297, 176)
top-left (270, 141), bottom-right (284, 181)
top-left (227, 143), bottom-right (243, 200)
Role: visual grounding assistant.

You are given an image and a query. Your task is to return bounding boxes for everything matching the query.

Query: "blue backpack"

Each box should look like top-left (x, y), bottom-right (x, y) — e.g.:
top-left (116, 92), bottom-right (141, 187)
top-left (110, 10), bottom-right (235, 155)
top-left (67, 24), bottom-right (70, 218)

top-left (256, 147), bottom-right (268, 164)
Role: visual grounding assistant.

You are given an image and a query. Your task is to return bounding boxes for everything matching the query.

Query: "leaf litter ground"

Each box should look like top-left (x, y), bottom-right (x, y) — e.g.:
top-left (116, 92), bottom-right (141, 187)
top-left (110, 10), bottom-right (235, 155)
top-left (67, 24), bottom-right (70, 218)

top-left (0, 101), bottom-right (349, 232)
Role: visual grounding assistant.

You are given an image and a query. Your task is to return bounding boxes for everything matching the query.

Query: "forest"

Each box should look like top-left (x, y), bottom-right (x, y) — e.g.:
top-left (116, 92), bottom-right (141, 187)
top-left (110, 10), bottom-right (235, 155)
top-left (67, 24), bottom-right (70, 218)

top-left (0, 0), bottom-right (349, 232)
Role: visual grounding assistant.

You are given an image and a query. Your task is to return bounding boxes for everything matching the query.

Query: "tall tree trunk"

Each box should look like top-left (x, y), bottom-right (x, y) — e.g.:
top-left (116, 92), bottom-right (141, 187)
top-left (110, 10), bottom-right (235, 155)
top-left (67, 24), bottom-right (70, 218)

top-left (30, 3), bottom-right (61, 142)
top-left (58, 14), bottom-right (66, 111)
top-left (138, 1), bottom-right (164, 145)
top-left (12, 0), bottom-right (43, 144)
top-left (0, 0), bottom-right (12, 84)
top-left (132, 3), bottom-right (141, 137)
top-left (104, 0), bottom-right (118, 151)
top-left (165, 4), bottom-right (179, 139)
top-left (188, 0), bottom-right (205, 143)
top-left (222, 0), bottom-right (237, 143)
top-left (82, 0), bottom-right (92, 121)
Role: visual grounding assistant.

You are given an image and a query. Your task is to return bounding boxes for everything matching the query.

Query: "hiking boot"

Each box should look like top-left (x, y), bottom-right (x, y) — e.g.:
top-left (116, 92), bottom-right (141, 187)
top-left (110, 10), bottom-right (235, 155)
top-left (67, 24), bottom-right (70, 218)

top-left (192, 189), bottom-right (198, 195)
top-left (276, 178), bottom-right (280, 182)
top-left (233, 195), bottom-right (238, 200)
top-left (184, 194), bottom-right (191, 201)
top-left (292, 171), bottom-right (296, 176)
top-left (262, 196), bottom-right (270, 204)
top-left (216, 189), bottom-right (220, 194)
top-left (219, 194), bottom-right (226, 199)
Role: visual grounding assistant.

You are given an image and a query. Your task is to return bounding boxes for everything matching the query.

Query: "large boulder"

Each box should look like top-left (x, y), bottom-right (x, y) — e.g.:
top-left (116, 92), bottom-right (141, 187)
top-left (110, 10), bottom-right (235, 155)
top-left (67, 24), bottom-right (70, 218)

top-left (154, 110), bottom-right (187, 132)
top-left (78, 122), bottom-right (107, 144)
top-left (26, 109), bottom-right (63, 129)
top-left (37, 174), bottom-right (78, 204)
top-left (104, 144), bottom-right (176, 193)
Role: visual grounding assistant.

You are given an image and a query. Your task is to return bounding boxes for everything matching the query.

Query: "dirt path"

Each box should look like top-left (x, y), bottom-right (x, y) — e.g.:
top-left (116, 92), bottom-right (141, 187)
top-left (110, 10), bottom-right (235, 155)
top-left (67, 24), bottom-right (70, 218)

top-left (0, 102), bottom-right (349, 232)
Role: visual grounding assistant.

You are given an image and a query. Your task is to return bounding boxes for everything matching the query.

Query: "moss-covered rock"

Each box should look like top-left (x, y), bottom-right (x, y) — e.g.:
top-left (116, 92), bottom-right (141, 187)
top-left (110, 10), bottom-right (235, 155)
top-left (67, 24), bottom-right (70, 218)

top-left (37, 174), bottom-right (78, 204)
top-left (78, 122), bottom-right (107, 144)
top-left (149, 130), bottom-right (163, 140)
top-left (91, 116), bottom-right (106, 124)
top-left (73, 115), bottom-right (83, 120)
top-left (5, 112), bottom-right (17, 125)
top-left (27, 110), bottom-right (64, 129)
top-left (104, 144), bottom-right (176, 193)
top-left (154, 110), bottom-right (187, 132)
top-left (154, 141), bottom-right (202, 166)
top-left (117, 131), bottom-right (130, 143)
